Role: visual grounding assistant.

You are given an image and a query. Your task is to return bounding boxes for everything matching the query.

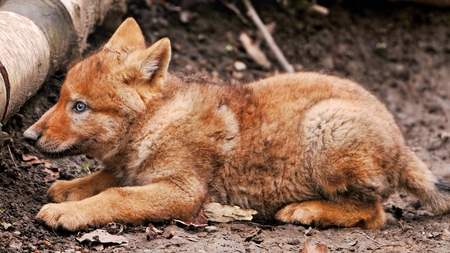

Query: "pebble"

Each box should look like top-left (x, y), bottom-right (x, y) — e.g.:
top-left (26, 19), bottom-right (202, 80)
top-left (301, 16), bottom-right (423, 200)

top-left (233, 61), bottom-right (246, 71)
top-left (205, 226), bottom-right (219, 233)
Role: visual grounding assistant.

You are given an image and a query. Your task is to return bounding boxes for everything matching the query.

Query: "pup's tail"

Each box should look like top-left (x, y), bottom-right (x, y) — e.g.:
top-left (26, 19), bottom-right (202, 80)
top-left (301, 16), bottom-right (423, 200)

top-left (400, 149), bottom-right (450, 213)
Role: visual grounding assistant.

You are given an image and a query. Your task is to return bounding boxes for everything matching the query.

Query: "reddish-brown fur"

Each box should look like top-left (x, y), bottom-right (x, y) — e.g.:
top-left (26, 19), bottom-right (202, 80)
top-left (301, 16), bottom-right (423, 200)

top-left (24, 18), bottom-right (450, 231)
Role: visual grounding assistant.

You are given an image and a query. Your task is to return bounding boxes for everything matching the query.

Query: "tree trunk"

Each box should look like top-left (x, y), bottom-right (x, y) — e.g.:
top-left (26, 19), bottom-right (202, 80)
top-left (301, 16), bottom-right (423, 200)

top-left (0, 0), bottom-right (128, 125)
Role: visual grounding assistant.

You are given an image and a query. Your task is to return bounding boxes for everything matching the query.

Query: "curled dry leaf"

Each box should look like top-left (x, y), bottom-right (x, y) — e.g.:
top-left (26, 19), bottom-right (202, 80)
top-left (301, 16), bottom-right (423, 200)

top-left (239, 32), bottom-right (271, 69)
top-left (23, 154), bottom-right (60, 181)
top-left (106, 222), bottom-right (124, 234)
top-left (43, 167), bottom-right (60, 182)
top-left (161, 228), bottom-right (174, 239)
top-left (245, 228), bottom-right (263, 243)
top-left (22, 154), bottom-right (37, 162)
top-left (22, 154), bottom-right (54, 168)
top-left (146, 224), bottom-right (163, 240)
top-left (301, 239), bottom-right (330, 253)
top-left (204, 202), bottom-right (257, 223)
top-left (174, 207), bottom-right (209, 228)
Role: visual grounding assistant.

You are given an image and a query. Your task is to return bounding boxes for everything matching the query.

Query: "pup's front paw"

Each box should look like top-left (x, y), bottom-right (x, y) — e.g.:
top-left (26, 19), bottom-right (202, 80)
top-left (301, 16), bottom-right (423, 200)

top-left (48, 180), bottom-right (90, 202)
top-left (36, 203), bottom-right (90, 231)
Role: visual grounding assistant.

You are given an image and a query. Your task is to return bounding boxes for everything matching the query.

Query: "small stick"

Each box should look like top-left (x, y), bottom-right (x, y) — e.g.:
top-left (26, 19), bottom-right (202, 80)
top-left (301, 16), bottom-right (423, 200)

top-left (220, 0), bottom-right (249, 25)
top-left (7, 145), bottom-right (18, 169)
top-left (242, 0), bottom-right (294, 73)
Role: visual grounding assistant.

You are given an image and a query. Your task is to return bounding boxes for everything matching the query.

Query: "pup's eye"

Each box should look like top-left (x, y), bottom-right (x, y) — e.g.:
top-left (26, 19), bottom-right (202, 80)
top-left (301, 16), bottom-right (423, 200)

top-left (73, 101), bottom-right (88, 113)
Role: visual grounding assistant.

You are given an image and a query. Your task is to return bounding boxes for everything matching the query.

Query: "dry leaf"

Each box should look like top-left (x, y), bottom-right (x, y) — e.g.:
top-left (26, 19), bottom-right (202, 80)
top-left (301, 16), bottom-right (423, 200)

top-left (442, 228), bottom-right (450, 240)
top-left (43, 168), bottom-right (60, 182)
top-left (22, 154), bottom-right (55, 169)
top-left (77, 229), bottom-right (127, 246)
top-left (245, 228), bottom-right (264, 243)
top-left (174, 206), bottom-right (209, 228)
top-left (161, 228), bottom-right (174, 239)
top-left (203, 202), bottom-right (257, 223)
top-left (173, 219), bottom-right (208, 228)
top-left (22, 154), bottom-right (45, 165)
top-left (146, 224), bottom-right (159, 240)
top-left (239, 32), bottom-right (271, 69)
top-left (301, 239), bottom-right (330, 253)
top-left (22, 154), bottom-right (38, 162)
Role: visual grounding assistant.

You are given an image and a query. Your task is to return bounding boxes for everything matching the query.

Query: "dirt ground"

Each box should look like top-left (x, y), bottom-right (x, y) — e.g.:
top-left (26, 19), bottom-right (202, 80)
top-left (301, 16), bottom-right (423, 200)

top-left (1, 0), bottom-right (450, 252)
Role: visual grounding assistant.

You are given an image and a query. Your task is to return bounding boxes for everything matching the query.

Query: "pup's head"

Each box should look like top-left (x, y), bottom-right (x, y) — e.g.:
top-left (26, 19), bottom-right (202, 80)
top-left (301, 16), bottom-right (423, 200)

top-left (23, 18), bottom-right (171, 160)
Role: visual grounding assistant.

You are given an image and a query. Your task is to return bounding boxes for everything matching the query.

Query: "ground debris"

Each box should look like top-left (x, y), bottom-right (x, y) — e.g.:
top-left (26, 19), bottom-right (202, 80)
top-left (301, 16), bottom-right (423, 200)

top-left (244, 227), bottom-right (265, 244)
top-left (301, 238), bottom-right (330, 253)
top-left (239, 32), bottom-right (271, 70)
top-left (76, 229), bottom-right (127, 248)
top-left (145, 224), bottom-right (163, 240)
top-left (204, 202), bottom-right (257, 223)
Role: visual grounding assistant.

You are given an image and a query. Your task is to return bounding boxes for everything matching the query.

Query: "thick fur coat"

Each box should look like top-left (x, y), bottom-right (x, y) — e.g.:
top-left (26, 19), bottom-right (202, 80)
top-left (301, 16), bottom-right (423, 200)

top-left (24, 18), bottom-right (450, 231)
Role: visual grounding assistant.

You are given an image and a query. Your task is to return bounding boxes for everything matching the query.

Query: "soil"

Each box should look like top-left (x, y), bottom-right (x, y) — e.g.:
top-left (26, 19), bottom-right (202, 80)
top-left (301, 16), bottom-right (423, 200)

top-left (1, 0), bottom-right (450, 252)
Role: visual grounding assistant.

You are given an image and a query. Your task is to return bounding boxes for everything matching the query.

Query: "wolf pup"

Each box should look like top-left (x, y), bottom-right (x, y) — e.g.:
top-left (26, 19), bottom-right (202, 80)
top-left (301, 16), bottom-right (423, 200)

top-left (24, 18), bottom-right (450, 231)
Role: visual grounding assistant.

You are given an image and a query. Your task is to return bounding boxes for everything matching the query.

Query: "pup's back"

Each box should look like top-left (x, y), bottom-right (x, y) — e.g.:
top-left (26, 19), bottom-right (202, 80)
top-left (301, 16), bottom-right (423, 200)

top-left (200, 72), bottom-right (450, 228)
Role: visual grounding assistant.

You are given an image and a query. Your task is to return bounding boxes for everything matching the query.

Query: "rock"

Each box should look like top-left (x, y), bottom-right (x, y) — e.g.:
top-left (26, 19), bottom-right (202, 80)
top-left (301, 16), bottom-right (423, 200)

top-left (205, 226), bottom-right (219, 233)
top-left (234, 61), bottom-right (247, 71)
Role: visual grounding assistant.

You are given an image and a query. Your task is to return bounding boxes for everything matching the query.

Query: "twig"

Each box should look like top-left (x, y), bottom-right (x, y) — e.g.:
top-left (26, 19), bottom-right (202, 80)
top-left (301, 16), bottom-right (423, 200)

top-left (220, 0), bottom-right (249, 25)
top-left (309, 4), bottom-right (329, 15)
top-left (242, 0), bottom-right (294, 73)
top-left (7, 145), bottom-right (18, 169)
top-left (371, 244), bottom-right (424, 253)
top-left (360, 232), bottom-right (381, 245)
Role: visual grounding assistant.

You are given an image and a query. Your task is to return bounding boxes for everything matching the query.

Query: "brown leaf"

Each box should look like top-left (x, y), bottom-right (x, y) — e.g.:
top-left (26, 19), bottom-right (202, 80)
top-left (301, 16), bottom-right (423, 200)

top-left (22, 154), bottom-right (38, 162)
top-left (43, 168), bottom-right (60, 182)
top-left (22, 154), bottom-right (56, 169)
top-left (301, 239), bottom-right (330, 253)
top-left (195, 207), bottom-right (208, 225)
top-left (239, 32), bottom-right (271, 69)
top-left (173, 219), bottom-right (207, 228)
top-left (245, 228), bottom-right (262, 242)
top-left (174, 207), bottom-right (209, 228)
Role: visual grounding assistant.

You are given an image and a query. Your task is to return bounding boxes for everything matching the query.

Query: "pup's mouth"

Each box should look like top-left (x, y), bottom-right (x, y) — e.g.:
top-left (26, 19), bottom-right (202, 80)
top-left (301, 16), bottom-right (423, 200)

top-left (36, 144), bottom-right (85, 159)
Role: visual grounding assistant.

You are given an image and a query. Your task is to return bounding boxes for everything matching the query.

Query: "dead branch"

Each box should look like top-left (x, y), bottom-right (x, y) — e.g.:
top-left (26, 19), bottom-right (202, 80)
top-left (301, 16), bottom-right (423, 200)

top-left (242, 0), bottom-right (294, 73)
top-left (220, 0), bottom-right (249, 25)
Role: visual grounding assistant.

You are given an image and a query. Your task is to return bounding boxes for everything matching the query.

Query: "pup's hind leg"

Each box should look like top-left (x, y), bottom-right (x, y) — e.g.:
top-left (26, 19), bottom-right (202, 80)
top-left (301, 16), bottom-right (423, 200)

top-left (275, 199), bottom-right (386, 229)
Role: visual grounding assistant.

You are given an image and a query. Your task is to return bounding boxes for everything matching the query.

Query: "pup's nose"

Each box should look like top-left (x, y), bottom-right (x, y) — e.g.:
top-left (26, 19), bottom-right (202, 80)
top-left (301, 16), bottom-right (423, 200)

top-left (23, 128), bottom-right (40, 146)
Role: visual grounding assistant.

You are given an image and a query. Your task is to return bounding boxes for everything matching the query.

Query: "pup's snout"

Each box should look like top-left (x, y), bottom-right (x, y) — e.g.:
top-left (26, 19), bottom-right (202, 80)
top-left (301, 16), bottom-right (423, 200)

top-left (23, 128), bottom-right (41, 146)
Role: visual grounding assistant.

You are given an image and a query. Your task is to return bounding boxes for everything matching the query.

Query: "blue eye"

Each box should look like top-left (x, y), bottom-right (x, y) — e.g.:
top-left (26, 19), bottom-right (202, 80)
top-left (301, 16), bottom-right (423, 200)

top-left (73, 101), bottom-right (88, 113)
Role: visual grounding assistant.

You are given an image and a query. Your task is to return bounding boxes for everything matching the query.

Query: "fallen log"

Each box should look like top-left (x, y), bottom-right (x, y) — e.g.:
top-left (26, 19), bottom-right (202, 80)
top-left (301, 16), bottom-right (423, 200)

top-left (0, 0), bottom-right (128, 125)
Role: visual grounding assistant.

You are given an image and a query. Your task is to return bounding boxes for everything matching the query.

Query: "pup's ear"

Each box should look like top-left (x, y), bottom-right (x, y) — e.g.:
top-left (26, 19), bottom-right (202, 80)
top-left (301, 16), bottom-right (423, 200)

top-left (105, 18), bottom-right (146, 51)
top-left (137, 38), bottom-right (171, 89)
